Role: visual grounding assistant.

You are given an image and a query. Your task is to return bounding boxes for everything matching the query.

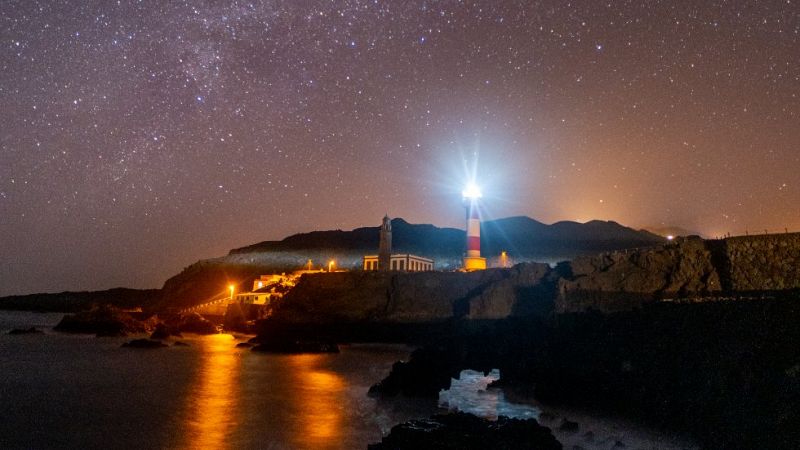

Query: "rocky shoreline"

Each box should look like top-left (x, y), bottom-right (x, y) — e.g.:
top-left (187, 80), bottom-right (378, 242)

top-left (369, 412), bottom-right (562, 450)
top-left (358, 297), bottom-right (800, 449)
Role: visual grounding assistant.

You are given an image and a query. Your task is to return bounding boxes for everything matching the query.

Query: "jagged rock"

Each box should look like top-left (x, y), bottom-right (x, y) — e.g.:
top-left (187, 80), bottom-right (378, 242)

top-left (558, 419), bottom-right (579, 432)
top-left (557, 237), bottom-right (721, 312)
top-left (121, 339), bottom-right (167, 349)
top-left (54, 305), bottom-right (155, 335)
top-left (367, 412), bottom-right (562, 450)
top-left (368, 345), bottom-right (461, 398)
top-left (262, 263), bottom-right (555, 330)
top-left (7, 327), bottom-right (43, 335)
top-left (150, 323), bottom-right (181, 340)
top-left (538, 412), bottom-right (557, 422)
top-left (175, 312), bottom-right (218, 335)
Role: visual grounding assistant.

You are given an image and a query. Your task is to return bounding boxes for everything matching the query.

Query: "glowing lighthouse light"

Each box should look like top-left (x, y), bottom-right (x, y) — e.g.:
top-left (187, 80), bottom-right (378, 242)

top-left (462, 183), bottom-right (487, 271)
top-left (462, 183), bottom-right (482, 199)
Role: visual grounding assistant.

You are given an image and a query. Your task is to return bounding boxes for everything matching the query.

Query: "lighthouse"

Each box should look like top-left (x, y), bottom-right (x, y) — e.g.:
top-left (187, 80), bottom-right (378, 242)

top-left (378, 215), bottom-right (392, 271)
top-left (462, 183), bottom-right (487, 270)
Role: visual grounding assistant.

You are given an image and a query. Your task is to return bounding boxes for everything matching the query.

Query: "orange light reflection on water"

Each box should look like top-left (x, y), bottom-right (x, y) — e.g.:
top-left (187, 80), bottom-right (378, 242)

top-left (286, 354), bottom-right (345, 448)
top-left (179, 334), bottom-right (242, 450)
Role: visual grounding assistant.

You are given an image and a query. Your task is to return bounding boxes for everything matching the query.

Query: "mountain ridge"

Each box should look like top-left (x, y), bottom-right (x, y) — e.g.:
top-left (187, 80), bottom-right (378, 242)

top-left (230, 216), bottom-right (663, 257)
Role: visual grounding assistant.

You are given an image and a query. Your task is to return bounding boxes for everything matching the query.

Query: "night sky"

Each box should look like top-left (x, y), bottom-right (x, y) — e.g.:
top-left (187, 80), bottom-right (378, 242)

top-left (1, 1), bottom-right (798, 296)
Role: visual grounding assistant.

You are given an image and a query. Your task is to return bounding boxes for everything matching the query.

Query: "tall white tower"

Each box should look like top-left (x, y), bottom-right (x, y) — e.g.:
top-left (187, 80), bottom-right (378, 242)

top-left (462, 184), bottom-right (486, 270)
top-left (378, 215), bottom-right (392, 271)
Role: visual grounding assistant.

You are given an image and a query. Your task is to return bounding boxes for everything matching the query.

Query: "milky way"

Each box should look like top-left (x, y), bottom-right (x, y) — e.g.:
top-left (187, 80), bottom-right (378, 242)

top-left (1, 1), bottom-right (798, 295)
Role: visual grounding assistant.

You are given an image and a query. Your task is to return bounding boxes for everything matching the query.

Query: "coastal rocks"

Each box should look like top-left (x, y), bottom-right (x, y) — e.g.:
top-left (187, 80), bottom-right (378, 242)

top-left (173, 312), bottom-right (218, 335)
top-left (558, 419), bottom-right (579, 432)
top-left (121, 338), bottom-right (167, 349)
top-left (54, 305), bottom-right (156, 335)
top-left (726, 233), bottom-right (800, 291)
top-left (7, 327), bottom-right (44, 335)
top-left (466, 263), bottom-right (556, 319)
top-left (268, 264), bottom-right (554, 327)
top-left (557, 237), bottom-right (721, 312)
top-left (368, 345), bottom-right (462, 398)
top-left (223, 302), bottom-right (270, 333)
top-left (368, 412), bottom-right (562, 450)
top-left (150, 323), bottom-right (181, 340)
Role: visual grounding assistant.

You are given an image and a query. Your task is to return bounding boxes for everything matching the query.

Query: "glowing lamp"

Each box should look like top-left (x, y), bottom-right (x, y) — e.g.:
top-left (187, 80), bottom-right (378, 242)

top-left (462, 183), bottom-right (482, 199)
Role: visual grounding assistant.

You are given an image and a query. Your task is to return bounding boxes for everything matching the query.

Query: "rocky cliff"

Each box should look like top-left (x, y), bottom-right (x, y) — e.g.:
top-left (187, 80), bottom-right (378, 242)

top-left (556, 233), bottom-right (800, 312)
top-left (156, 217), bottom-right (662, 310)
top-left (725, 233), bottom-right (800, 291)
top-left (271, 263), bottom-right (555, 324)
top-left (557, 236), bottom-right (721, 312)
top-left (264, 232), bottom-right (800, 323)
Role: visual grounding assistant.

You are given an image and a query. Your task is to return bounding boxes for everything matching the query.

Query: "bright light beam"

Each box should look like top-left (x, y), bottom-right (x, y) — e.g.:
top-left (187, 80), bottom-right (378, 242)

top-left (462, 183), bottom-right (482, 199)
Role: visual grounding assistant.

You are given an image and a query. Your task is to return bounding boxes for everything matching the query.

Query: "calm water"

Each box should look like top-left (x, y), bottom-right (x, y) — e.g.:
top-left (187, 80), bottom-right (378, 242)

top-left (0, 311), bottom-right (696, 449)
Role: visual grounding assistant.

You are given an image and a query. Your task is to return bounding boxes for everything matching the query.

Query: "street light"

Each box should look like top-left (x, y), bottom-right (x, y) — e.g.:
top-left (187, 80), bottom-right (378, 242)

top-left (229, 284), bottom-right (235, 300)
top-left (328, 260), bottom-right (336, 272)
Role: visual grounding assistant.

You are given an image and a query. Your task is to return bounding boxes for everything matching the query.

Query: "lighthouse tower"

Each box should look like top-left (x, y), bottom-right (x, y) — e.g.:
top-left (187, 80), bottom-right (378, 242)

top-left (378, 215), bottom-right (392, 271)
top-left (462, 184), bottom-right (487, 270)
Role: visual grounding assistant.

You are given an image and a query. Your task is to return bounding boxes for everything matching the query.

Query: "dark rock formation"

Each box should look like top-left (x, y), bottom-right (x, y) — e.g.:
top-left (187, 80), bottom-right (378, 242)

top-left (7, 327), bottom-right (43, 335)
top-left (267, 262), bottom-right (556, 327)
top-left (368, 345), bottom-right (464, 397)
top-left (558, 419), bottom-right (579, 432)
top-left (235, 342), bottom-right (253, 348)
top-left (223, 302), bottom-right (271, 332)
top-left (54, 305), bottom-right (157, 335)
top-left (372, 298), bottom-right (800, 449)
top-left (368, 412), bottom-right (562, 450)
top-left (725, 233), bottom-right (800, 291)
top-left (149, 323), bottom-right (181, 340)
top-left (557, 236), bottom-right (721, 312)
top-left (0, 288), bottom-right (160, 313)
top-left (173, 341), bottom-right (189, 346)
top-left (121, 339), bottom-right (167, 349)
top-left (172, 312), bottom-right (218, 335)
top-left (557, 232), bottom-right (800, 312)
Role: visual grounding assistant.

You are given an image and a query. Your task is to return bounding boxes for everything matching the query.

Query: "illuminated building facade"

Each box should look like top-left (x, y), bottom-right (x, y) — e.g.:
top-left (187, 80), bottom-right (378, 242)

top-left (363, 215), bottom-right (434, 271)
top-left (362, 254), bottom-right (434, 271)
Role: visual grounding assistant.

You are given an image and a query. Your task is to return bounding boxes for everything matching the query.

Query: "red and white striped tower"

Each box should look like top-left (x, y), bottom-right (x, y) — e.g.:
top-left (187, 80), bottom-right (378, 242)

top-left (462, 184), bottom-right (487, 270)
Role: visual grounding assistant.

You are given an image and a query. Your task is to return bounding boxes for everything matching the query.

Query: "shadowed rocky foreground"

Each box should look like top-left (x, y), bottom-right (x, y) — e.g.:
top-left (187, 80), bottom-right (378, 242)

top-left (250, 234), bottom-right (800, 449)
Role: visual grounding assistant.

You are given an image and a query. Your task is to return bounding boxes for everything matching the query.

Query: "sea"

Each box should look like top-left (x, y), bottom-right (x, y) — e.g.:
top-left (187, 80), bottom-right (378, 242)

top-left (0, 311), bottom-right (697, 449)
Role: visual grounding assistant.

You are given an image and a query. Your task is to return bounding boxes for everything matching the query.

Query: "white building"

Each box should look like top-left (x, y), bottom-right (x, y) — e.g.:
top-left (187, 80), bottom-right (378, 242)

top-left (363, 253), bottom-right (434, 272)
top-left (362, 216), bottom-right (435, 271)
top-left (234, 292), bottom-right (271, 305)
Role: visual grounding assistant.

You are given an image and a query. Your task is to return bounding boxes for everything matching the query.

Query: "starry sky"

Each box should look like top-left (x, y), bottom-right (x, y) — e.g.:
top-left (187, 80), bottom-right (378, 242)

top-left (1, 1), bottom-right (798, 296)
